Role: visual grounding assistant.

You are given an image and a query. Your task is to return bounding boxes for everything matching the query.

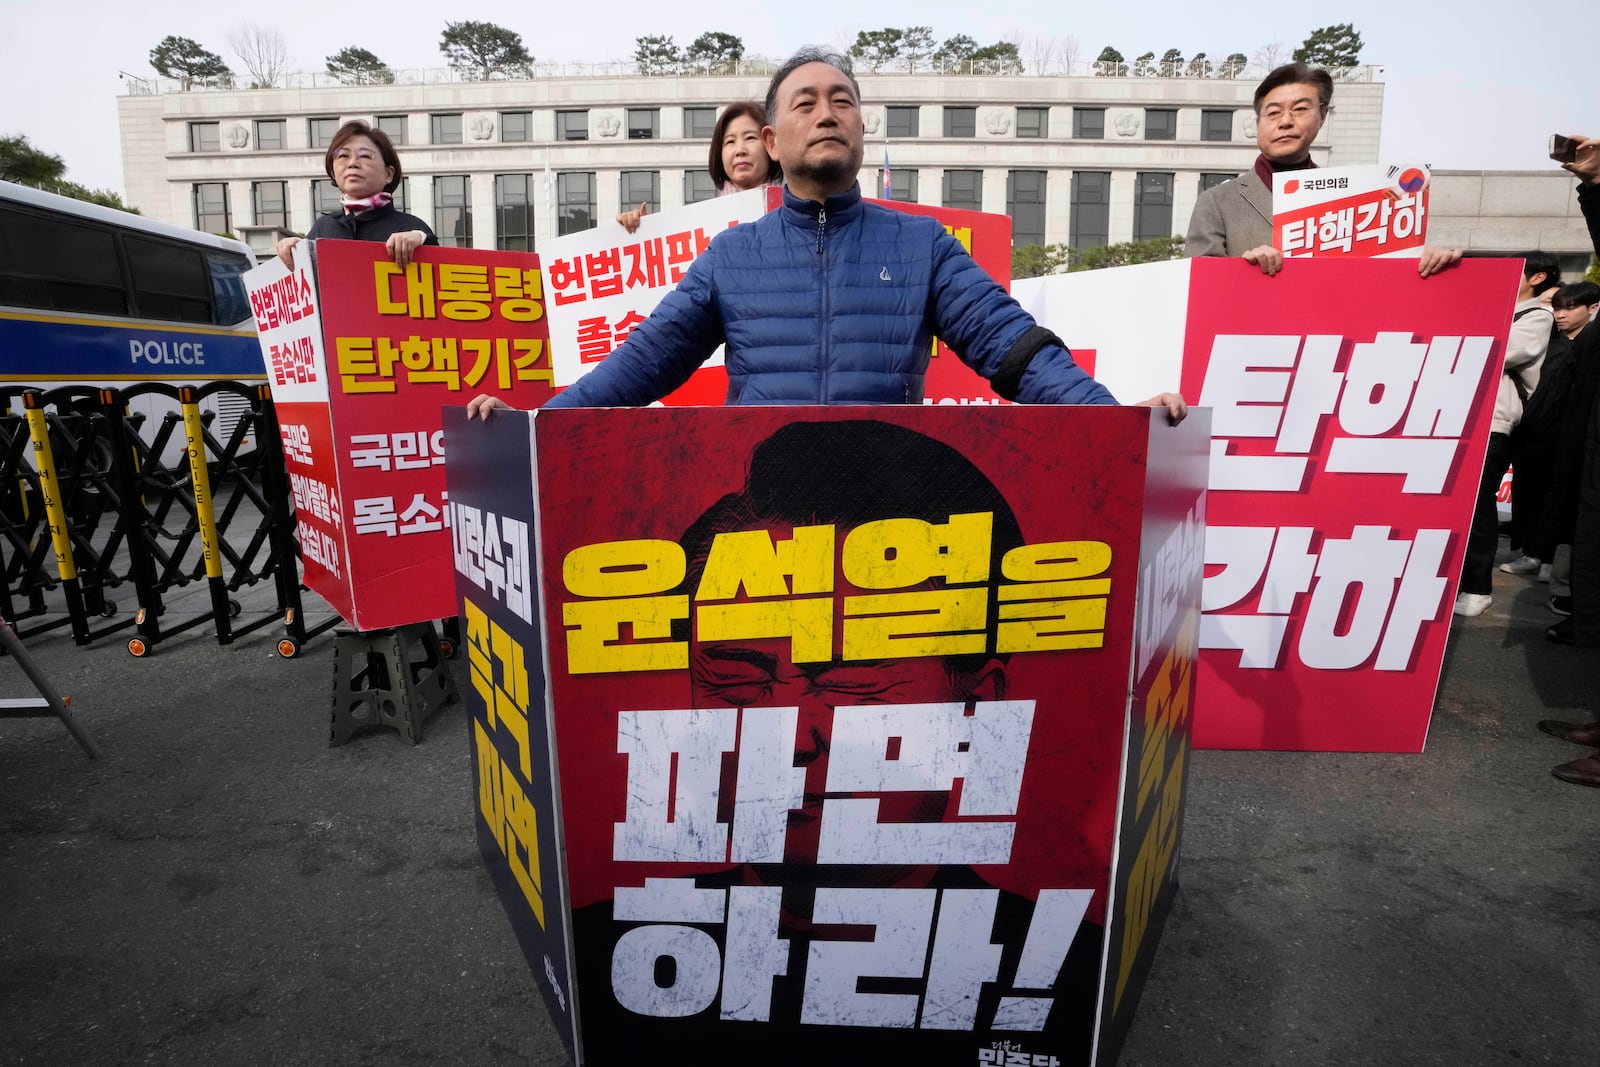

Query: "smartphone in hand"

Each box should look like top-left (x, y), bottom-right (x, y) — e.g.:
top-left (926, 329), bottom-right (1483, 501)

top-left (1550, 134), bottom-right (1579, 163)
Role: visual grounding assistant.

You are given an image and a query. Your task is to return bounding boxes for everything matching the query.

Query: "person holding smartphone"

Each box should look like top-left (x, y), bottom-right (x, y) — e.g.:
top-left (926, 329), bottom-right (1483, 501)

top-left (1535, 134), bottom-right (1600, 788)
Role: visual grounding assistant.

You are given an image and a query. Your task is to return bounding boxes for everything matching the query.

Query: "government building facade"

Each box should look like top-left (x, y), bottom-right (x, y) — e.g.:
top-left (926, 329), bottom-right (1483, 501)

top-left (116, 65), bottom-right (1385, 257)
top-left (116, 65), bottom-right (1592, 274)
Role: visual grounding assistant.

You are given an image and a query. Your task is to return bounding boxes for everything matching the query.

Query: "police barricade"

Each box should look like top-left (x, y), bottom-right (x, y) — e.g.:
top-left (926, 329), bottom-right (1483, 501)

top-left (444, 404), bottom-right (1209, 1067)
top-left (1014, 256), bottom-right (1519, 753)
top-left (0, 382), bottom-right (309, 654)
top-left (2, 384), bottom-right (131, 643)
top-left (1, 394), bottom-right (53, 629)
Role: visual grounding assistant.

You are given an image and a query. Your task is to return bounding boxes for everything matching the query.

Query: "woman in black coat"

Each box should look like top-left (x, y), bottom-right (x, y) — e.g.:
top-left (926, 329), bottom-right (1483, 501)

top-left (274, 120), bottom-right (437, 268)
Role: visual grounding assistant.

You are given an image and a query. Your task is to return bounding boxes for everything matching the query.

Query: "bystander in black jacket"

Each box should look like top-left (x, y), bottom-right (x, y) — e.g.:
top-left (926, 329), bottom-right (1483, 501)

top-left (1539, 182), bottom-right (1600, 645)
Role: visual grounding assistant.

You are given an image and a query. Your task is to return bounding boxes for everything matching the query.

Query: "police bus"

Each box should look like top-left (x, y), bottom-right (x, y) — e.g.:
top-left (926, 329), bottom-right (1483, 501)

top-left (0, 178), bottom-right (263, 459)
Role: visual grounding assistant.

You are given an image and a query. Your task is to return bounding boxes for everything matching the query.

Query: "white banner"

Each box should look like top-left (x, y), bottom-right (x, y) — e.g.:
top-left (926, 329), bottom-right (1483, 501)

top-left (242, 242), bottom-right (327, 403)
top-left (542, 188), bottom-right (769, 387)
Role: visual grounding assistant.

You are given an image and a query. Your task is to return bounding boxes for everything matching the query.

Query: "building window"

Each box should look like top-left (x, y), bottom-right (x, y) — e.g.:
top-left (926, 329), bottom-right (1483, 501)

top-left (886, 106), bottom-right (919, 138)
top-left (1069, 171), bottom-right (1110, 249)
top-left (1006, 170), bottom-right (1047, 248)
top-left (1199, 172), bottom-right (1234, 193)
top-left (1016, 107), bottom-right (1048, 138)
top-left (251, 181), bottom-right (288, 228)
top-left (877, 168), bottom-right (918, 202)
top-left (684, 171), bottom-right (717, 204)
top-left (1134, 172), bottom-right (1174, 240)
top-left (125, 237), bottom-right (212, 323)
top-left (557, 110), bottom-right (589, 141)
top-left (308, 117), bottom-right (340, 149)
top-left (193, 183), bottom-right (229, 234)
top-left (942, 169), bottom-right (982, 211)
top-left (393, 177), bottom-right (410, 213)
top-left (1144, 109), bottom-right (1177, 141)
top-left (189, 122), bottom-right (221, 153)
top-left (0, 206), bottom-right (126, 315)
top-left (943, 107), bottom-right (976, 138)
top-left (431, 114), bottom-right (463, 145)
top-left (558, 173), bottom-right (596, 236)
top-left (1201, 110), bottom-right (1233, 142)
top-left (499, 111), bottom-right (531, 143)
top-left (375, 114), bottom-right (408, 145)
top-left (1072, 108), bottom-right (1105, 139)
top-left (432, 175), bottom-right (472, 247)
top-left (684, 107), bottom-right (717, 139)
top-left (620, 171), bottom-right (661, 214)
top-left (495, 174), bottom-right (534, 252)
top-left (311, 179), bottom-right (340, 217)
top-left (254, 119), bottom-right (285, 151)
top-left (627, 108), bottom-right (660, 140)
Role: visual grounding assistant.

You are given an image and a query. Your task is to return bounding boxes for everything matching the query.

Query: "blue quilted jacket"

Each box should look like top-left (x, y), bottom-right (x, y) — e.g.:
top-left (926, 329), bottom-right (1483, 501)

top-left (544, 184), bottom-right (1116, 408)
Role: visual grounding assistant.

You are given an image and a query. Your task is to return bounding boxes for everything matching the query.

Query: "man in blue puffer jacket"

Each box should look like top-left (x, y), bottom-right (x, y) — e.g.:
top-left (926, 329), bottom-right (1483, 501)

top-left (469, 48), bottom-right (1186, 420)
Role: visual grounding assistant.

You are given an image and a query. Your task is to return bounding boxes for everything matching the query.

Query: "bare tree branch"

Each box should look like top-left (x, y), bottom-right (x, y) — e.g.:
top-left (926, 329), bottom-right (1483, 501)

top-left (1252, 42), bottom-right (1287, 72)
top-left (227, 24), bottom-right (290, 88)
top-left (1059, 34), bottom-right (1081, 73)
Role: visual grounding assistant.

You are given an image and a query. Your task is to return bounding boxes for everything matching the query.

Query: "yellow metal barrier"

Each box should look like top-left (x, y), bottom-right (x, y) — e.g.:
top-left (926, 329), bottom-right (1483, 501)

top-left (22, 395), bottom-right (77, 584)
top-left (179, 390), bottom-right (223, 581)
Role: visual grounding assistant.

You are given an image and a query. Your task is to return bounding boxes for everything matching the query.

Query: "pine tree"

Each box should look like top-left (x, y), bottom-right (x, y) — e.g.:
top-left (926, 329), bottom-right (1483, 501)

top-left (1294, 24), bottom-right (1364, 70)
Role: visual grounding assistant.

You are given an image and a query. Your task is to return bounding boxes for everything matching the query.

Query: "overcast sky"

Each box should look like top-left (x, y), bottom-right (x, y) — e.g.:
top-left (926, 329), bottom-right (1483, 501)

top-left (1, 0), bottom-right (1591, 197)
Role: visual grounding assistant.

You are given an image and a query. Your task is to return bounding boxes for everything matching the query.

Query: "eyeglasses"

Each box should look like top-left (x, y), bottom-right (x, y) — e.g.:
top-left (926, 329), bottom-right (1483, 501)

top-left (332, 148), bottom-right (379, 164)
top-left (1259, 103), bottom-right (1324, 123)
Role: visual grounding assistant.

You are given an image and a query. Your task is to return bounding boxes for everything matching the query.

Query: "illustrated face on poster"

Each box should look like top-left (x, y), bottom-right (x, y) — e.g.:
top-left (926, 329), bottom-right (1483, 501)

top-left (685, 562), bottom-right (1014, 894)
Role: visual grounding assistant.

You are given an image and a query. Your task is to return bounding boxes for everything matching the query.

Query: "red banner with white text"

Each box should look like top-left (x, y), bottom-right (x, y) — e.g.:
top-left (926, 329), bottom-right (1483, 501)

top-left (1014, 256), bottom-right (1520, 751)
top-left (1183, 257), bottom-right (1517, 750)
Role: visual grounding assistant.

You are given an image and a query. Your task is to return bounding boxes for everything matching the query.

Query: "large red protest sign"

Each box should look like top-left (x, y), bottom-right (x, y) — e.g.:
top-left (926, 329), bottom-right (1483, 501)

top-left (445, 404), bottom-right (1209, 1066)
top-left (1184, 257), bottom-right (1517, 751)
top-left (245, 240), bottom-right (556, 631)
top-left (1016, 256), bottom-right (1520, 752)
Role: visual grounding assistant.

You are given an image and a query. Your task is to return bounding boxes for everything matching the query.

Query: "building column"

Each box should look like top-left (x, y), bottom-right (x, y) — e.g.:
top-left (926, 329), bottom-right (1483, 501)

top-left (1172, 174), bottom-right (1202, 242)
top-left (982, 169), bottom-right (1008, 219)
top-left (1108, 171), bottom-right (1136, 245)
top-left (288, 182), bottom-right (315, 237)
top-left (412, 176), bottom-right (436, 238)
top-left (596, 169), bottom-right (622, 229)
top-left (227, 180), bottom-right (252, 236)
top-left (1046, 170), bottom-right (1072, 248)
top-left (472, 172), bottom-right (497, 250)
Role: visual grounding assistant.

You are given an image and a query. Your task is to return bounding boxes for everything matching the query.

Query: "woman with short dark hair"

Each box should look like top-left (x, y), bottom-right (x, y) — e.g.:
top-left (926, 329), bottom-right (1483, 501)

top-left (275, 120), bottom-right (437, 268)
top-left (616, 102), bottom-right (782, 232)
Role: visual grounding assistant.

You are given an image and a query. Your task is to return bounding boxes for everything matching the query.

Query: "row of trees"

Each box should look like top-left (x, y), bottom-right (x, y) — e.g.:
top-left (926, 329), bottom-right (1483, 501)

top-left (1094, 48), bottom-right (1247, 79)
top-left (0, 135), bottom-right (137, 212)
top-left (1093, 24), bottom-right (1364, 78)
top-left (1011, 237), bottom-right (1185, 280)
top-left (147, 21), bottom-right (1367, 89)
top-left (148, 22), bottom-right (539, 89)
top-left (847, 28), bottom-right (1024, 75)
top-left (634, 33), bottom-right (745, 76)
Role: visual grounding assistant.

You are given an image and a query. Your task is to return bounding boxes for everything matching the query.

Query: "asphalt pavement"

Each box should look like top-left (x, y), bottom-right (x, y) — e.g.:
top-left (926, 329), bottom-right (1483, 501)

top-left (3, 553), bottom-right (1597, 1066)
